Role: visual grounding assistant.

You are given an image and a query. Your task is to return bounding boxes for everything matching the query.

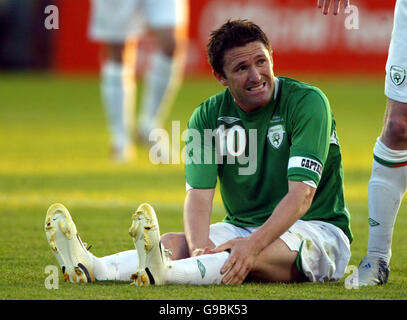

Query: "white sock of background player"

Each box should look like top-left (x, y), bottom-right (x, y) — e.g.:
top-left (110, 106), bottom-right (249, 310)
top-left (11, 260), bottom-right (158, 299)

top-left (138, 52), bottom-right (179, 140)
top-left (366, 138), bottom-right (407, 264)
top-left (101, 60), bottom-right (134, 152)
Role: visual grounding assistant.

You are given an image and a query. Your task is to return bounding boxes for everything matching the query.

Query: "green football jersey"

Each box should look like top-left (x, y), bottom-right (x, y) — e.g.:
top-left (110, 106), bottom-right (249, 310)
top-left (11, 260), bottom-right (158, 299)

top-left (185, 77), bottom-right (353, 242)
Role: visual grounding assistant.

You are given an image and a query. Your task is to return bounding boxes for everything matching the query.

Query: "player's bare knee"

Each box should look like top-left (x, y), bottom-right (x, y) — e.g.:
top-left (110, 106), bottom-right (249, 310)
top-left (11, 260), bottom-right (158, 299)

top-left (104, 43), bottom-right (125, 63)
top-left (161, 232), bottom-right (181, 248)
top-left (153, 29), bottom-right (176, 57)
top-left (160, 232), bottom-right (189, 259)
top-left (160, 40), bottom-right (176, 58)
top-left (247, 239), bottom-right (305, 283)
top-left (385, 117), bottom-right (407, 144)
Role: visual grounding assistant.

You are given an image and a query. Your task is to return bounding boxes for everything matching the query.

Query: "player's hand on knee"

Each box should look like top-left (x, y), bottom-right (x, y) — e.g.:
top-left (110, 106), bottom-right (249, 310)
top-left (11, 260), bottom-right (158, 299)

top-left (212, 237), bottom-right (257, 285)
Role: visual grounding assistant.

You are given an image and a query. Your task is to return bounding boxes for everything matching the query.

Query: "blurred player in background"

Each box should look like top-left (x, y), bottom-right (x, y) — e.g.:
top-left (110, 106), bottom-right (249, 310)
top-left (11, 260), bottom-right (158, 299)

top-left (320, 0), bottom-right (407, 286)
top-left (88, 0), bottom-right (189, 162)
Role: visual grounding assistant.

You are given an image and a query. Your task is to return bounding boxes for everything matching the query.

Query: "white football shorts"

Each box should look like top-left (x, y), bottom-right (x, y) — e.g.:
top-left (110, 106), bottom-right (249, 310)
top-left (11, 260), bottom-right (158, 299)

top-left (209, 219), bottom-right (351, 282)
top-left (385, 0), bottom-right (407, 103)
top-left (88, 0), bottom-right (187, 42)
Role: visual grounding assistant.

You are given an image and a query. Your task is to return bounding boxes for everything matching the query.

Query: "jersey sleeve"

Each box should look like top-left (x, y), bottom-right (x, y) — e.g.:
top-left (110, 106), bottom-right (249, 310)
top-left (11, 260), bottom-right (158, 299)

top-left (287, 90), bottom-right (332, 187)
top-left (184, 104), bottom-right (218, 189)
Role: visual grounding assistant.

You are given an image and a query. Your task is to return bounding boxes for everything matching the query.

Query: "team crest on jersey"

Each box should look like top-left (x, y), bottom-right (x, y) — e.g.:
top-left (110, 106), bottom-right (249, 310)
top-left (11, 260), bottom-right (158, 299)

top-left (217, 116), bottom-right (241, 124)
top-left (390, 65), bottom-right (406, 86)
top-left (268, 125), bottom-right (285, 149)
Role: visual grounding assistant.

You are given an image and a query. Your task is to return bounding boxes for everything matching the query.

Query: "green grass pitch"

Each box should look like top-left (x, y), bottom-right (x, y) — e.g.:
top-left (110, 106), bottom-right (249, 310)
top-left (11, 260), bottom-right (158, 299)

top-left (0, 71), bottom-right (406, 300)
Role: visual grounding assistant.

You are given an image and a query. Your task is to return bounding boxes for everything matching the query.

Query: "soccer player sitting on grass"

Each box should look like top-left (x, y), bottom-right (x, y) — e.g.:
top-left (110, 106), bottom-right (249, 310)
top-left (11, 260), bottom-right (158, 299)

top-left (44, 19), bottom-right (353, 285)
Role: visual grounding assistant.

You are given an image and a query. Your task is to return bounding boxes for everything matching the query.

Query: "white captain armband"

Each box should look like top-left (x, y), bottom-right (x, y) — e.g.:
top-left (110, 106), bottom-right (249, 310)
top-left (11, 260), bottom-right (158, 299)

top-left (288, 156), bottom-right (323, 178)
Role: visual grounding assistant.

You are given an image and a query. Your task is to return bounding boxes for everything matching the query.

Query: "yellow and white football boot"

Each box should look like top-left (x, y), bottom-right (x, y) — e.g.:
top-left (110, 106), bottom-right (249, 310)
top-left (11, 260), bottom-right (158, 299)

top-left (128, 203), bottom-right (171, 286)
top-left (44, 203), bottom-right (95, 283)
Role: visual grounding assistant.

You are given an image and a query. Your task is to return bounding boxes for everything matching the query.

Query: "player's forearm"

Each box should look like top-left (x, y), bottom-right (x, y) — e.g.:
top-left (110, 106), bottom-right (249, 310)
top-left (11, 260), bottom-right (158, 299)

top-left (183, 188), bottom-right (215, 255)
top-left (184, 207), bottom-right (211, 254)
top-left (248, 181), bottom-right (316, 255)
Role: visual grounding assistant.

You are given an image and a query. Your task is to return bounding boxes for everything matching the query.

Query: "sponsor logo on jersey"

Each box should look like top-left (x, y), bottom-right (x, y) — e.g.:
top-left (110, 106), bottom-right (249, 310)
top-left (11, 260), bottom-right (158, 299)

top-left (268, 124), bottom-right (285, 149)
top-left (390, 65), bottom-right (406, 86)
top-left (217, 116), bottom-right (241, 124)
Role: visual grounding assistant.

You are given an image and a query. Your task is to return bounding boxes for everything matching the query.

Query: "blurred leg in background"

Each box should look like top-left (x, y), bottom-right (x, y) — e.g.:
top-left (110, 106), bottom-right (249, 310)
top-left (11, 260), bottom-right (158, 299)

top-left (136, 0), bottom-right (189, 146)
top-left (88, 0), bottom-right (189, 163)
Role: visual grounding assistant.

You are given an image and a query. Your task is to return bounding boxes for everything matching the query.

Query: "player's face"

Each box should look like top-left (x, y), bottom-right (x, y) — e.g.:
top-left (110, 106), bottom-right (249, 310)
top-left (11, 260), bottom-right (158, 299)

top-left (214, 41), bottom-right (274, 112)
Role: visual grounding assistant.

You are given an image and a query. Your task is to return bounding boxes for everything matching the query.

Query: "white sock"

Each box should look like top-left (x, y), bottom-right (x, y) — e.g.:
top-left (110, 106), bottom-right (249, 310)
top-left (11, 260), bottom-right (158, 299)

top-left (367, 138), bottom-right (407, 263)
top-left (101, 60), bottom-right (134, 149)
top-left (165, 251), bottom-right (230, 285)
top-left (138, 52), bottom-right (175, 138)
top-left (92, 250), bottom-right (139, 281)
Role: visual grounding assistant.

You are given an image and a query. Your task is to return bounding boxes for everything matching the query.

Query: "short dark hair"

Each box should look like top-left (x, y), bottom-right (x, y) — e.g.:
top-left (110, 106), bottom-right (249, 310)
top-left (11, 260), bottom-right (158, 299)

top-left (206, 19), bottom-right (272, 77)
